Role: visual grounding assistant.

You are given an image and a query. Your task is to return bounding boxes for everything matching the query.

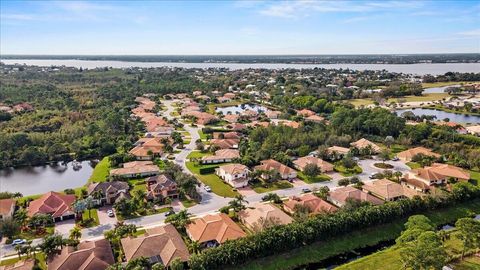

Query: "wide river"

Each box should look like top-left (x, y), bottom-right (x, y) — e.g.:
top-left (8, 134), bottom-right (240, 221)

top-left (0, 161), bottom-right (95, 196)
top-left (2, 59), bottom-right (480, 75)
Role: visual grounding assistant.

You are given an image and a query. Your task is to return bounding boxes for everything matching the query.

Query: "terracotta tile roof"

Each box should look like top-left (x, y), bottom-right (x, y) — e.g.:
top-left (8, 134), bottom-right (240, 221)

top-left (213, 132), bottom-right (240, 139)
top-left (87, 181), bottom-right (129, 195)
top-left (218, 163), bottom-right (249, 175)
top-left (0, 259), bottom-right (35, 270)
top-left (121, 224), bottom-right (189, 266)
top-left (129, 145), bottom-right (164, 157)
top-left (265, 110), bottom-right (281, 118)
top-left (397, 147), bottom-right (441, 161)
top-left (28, 191), bottom-right (76, 218)
top-left (48, 239), bottom-right (115, 270)
top-left (239, 203), bottom-right (293, 230)
top-left (293, 156), bottom-right (334, 172)
top-left (327, 146), bottom-right (350, 155)
top-left (248, 121), bottom-right (271, 128)
top-left (350, 138), bottom-right (381, 152)
top-left (223, 114), bottom-right (239, 123)
top-left (254, 159), bottom-right (296, 175)
top-left (362, 179), bottom-right (419, 200)
top-left (305, 115), bottom-right (325, 122)
top-left (284, 194), bottom-right (337, 214)
top-left (402, 177), bottom-right (431, 191)
top-left (210, 139), bottom-right (239, 149)
top-left (278, 120), bottom-right (300, 129)
top-left (297, 109), bottom-right (316, 117)
top-left (186, 213), bottom-right (246, 244)
top-left (202, 149), bottom-right (240, 162)
top-left (329, 186), bottom-right (384, 206)
top-left (0, 199), bottom-right (15, 217)
top-left (110, 162), bottom-right (160, 176)
top-left (430, 163), bottom-right (470, 180)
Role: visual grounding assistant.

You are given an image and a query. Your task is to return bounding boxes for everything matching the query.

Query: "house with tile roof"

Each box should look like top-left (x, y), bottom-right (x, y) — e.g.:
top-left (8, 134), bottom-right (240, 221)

top-left (362, 179), bottom-right (420, 201)
top-left (146, 174), bottom-right (179, 202)
top-left (216, 163), bottom-right (250, 188)
top-left (254, 159), bottom-right (297, 180)
top-left (201, 149), bottom-right (240, 164)
top-left (86, 181), bottom-right (130, 205)
top-left (121, 224), bottom-right (189, 267)
top-left (350, 138), bottom-right (382, 153)
top-left (110, 161), bottom-right (160, 178)
top-left (328, 186), bottom-right (384, 207)
top-left (239, 203), bottom-right (293, 231)
top-left (223, 114), bottom-right (240, 123)
top-left (213, 131), bottom-right (240, 140)
top-left (327, 146), bottom-right (350, 157)
top-left (404, 163), bottom-right (470, 188)
top-left (305, 115), bottom-right (325, 123)
top-left (186, 213), bottom-right (246, 248)
top-left (293, 156), bottom-right (334, 173)
top-left (210, 138), bottom-right (239, 149)
top-left (283, 194), bottom-right (337, 214)
top-left (0, 199), bottom-right (15, 221)
top-left (396, 147), bottom-right (441, 162)
top-left (47, 239), bottom-right (115, 270)
top-left (297, 109), bottom-right (316, 117)
top-left (27, 191), bottom-right (76, 222)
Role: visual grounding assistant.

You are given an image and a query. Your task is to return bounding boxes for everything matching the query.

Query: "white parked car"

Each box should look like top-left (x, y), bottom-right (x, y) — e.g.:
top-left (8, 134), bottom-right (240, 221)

top-left (107, 210), bottom-right (115, 217)
top-left (204, 186), bottom-right (212, 192)
top-left (11, 239), bottom-right (26, 246)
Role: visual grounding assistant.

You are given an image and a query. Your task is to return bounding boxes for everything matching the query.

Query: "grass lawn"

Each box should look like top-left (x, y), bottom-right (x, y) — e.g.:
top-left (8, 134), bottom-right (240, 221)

top-left (348, 93), bottom-right (449, 108)
top-left (88, 157), bottom-right (111, 183)
top-left (186, 161), bottom-right (239, 197)
top-left (406, 162), bottom-right (421, 169)
top-left (235, 199), bottom-right (480, 270)
top-left (334, 164), bottom-right (363, 177)
top-left (421, 81), bottom-right (480, 88)
top-left (198, 130), bottom-right (208, 140)
top-left (451, 256), bottom-right (480, 270)
top-left (187, 151), bottom-right (210, 159)
top-left (17, 226), bottom-right (54, 240)
top-left (80, 209), bottom-right (99, 227)
top-left (181, 198), bottom-right (197, 208)
top-left (470, 170), bottom-right (480, 186)
top-left (251, 180), bottom-right (294, 193)
top-left (297, 172), bottom-right (331, 184)
top-left (0, 253), bottom-right (46, 269)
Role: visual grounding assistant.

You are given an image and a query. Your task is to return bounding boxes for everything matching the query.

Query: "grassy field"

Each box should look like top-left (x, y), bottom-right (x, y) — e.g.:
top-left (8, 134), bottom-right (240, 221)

top-left (406, 162), bottom-right (421, 169)
top-left (348, 93), bottom-right (450, 108)
top-left (297, 172), bottom-right (331, 184)
top-left (181, 198), bottom-right (197, 208)
top-left (422, 81), bottom-right (480, 88)
top-left (185, 161), bottom-right (239, 197)
top-left (451, 256), bottom-right (480, 270)
top-left (88, 157), bottom-right (111, 183)
top-left (198, 130), bottom-right (208, 140)
top-left (334, 164), bottom-right (363, 176)
top-left (186, 151), bottom-right (210, 159)
top-left (81, 208), bottom-right (99, 227)
top-left (336, 230), bottom-right (472, 270)
top-left (251, 180), bottom-right (294, 193)
top-left (235, 199), bottom-right (480, 270)
top-left (0, 253), bottom-right (46, 269)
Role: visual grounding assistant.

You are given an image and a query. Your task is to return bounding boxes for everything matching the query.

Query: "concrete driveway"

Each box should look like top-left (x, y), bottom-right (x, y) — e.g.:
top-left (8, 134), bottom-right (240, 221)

top-left (357, 157), bottom-right (410, 181)
top-left (97, 206), bottom-right (118, 225)
top-left (54, 219), bottom-right (75, 235)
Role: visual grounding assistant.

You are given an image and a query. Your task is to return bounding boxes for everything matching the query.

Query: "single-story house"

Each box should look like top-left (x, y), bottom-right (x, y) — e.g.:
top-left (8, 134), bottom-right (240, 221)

top-left (223, 114), bottom-right (239, 123)
top-left (213, 132), bottom-right (240, 140)
top-left (186, 213), bottom-right (246, 248)
top-left (305, 115), bottom-right (325, 123)
top-left (362, 179), bottom-right (420, 201)
top-left (327, 146), bottom-right (350, 157)
top-left (239, 203), bottom-right (293, 231)
top-left (48, 239), bottom-right (115, 270)
top-left (28, 191), bottom-right (76, 222)
top-left (396, 147), bottom-right (441, 162)
top-left (254, 159), bottom-right (297, 180)
top-left (210, 139), bottom-right (239, 149)
top-left (404, 163), bottom-right (470, 186)
top-left (121, 224), bottom-right (189, 267)
top-left (283, 194), bottom-right (337, 214)
top-left (216, 163), bottom-right (250, 188)
top-left (0, 199), bottom-right (15, 220)
top-left (265, 110), bottom-right (281, 119)
top-left (110, 161), bottom-right (160, 178)
top-left (297, 109), bottom-right (316, 117)
top-left (201, 149), bottom-right (240, 164)
top-left (293, 156), bottom-right (334, 173)
top-left (350, 138), bottom-right (382, 153)
top-left (328, 186), bottom-right (384, 207)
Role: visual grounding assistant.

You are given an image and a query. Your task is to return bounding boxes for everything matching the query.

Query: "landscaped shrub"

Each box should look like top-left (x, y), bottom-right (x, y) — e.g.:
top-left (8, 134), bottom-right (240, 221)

top-left (189, 182), bottom-right (480, 270)
top-left (198, 166), bottom-right (218, 175)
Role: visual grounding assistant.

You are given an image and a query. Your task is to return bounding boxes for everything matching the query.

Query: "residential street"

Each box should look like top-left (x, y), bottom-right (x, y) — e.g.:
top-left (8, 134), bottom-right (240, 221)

top-left (0, 99), bottom-right (411, 258)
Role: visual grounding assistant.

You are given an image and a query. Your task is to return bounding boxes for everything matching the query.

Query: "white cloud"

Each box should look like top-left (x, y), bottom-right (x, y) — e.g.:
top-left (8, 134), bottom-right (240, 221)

top-left (458, 29), bottom-right (480, 36)
top-left (259, 0), bottom-right (423, 18)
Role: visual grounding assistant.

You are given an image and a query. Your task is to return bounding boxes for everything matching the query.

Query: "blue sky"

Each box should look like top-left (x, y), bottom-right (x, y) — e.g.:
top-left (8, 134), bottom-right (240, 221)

top-left (1, 0), bottom-right (479, 55)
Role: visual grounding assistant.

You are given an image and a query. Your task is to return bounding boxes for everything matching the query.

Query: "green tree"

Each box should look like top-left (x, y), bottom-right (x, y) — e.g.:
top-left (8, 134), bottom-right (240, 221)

top-left (69, 226), bottom-right (82, 241)
top-left (0, 218), bottom-right (20, 238)
top-left (165, 210), bottom-right (192, 232)
top-left (170, 257), bottom-right (185, 270)
top-left (303, 163), bottom-right (320, 179)
top-left (455, 218), bottom-right (480, 258)
top-left (400, 231), bottom-right (447, 270)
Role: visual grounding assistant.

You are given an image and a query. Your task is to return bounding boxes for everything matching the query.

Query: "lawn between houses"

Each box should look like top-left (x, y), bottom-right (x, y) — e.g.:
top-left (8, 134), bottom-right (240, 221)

top-left (348, 93), bottom-right (450, 108)
top-left (0, 253), bottom-right (47, 269)
top-left (234, 199), bottom-right (480, 270)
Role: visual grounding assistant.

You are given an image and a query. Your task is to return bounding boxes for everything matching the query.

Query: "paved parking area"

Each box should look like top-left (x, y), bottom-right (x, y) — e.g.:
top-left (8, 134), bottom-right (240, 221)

top-left (97, 206), bottom-right (118, 225)
top-left (237, 186), bottom-right (256, 196)
top-left (54, 219), bottom-right (75, 235)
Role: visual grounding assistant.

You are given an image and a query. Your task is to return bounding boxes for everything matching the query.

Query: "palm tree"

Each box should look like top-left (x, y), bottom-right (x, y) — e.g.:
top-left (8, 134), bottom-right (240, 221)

top-left (394, 171), bottom-right (403, 182)
top-left (14, 209), bottom-right (28, 230)
top-left (165, 210), bottom-right (192, 232)
top-left (188, 240), bottom-right (201, 254)
top-left (69, 226), bottom-right (82, 241)
top-left (14, 244), bottom-right (23, 260)
top-left (125, 256), bottom-right (150, 270)
top-left (229, 195), bottom-right (248, 213)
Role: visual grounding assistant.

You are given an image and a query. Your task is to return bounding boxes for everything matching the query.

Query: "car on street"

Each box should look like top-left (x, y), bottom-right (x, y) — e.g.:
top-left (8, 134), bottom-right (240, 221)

top-left (369, 173), bottom-right (382, 179)
top-left (107, 210), bottom-right (115, 217)
top-left (302, 188), bottom-right (311, 193)
top-left (392, 156), bottom-right (399, 161)
top-left (204, 185), bottom-right (212, 192)
top-left (165, 209), bottom-right (175, 217)
top-left (11, 239), bottom-right (26, 246)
